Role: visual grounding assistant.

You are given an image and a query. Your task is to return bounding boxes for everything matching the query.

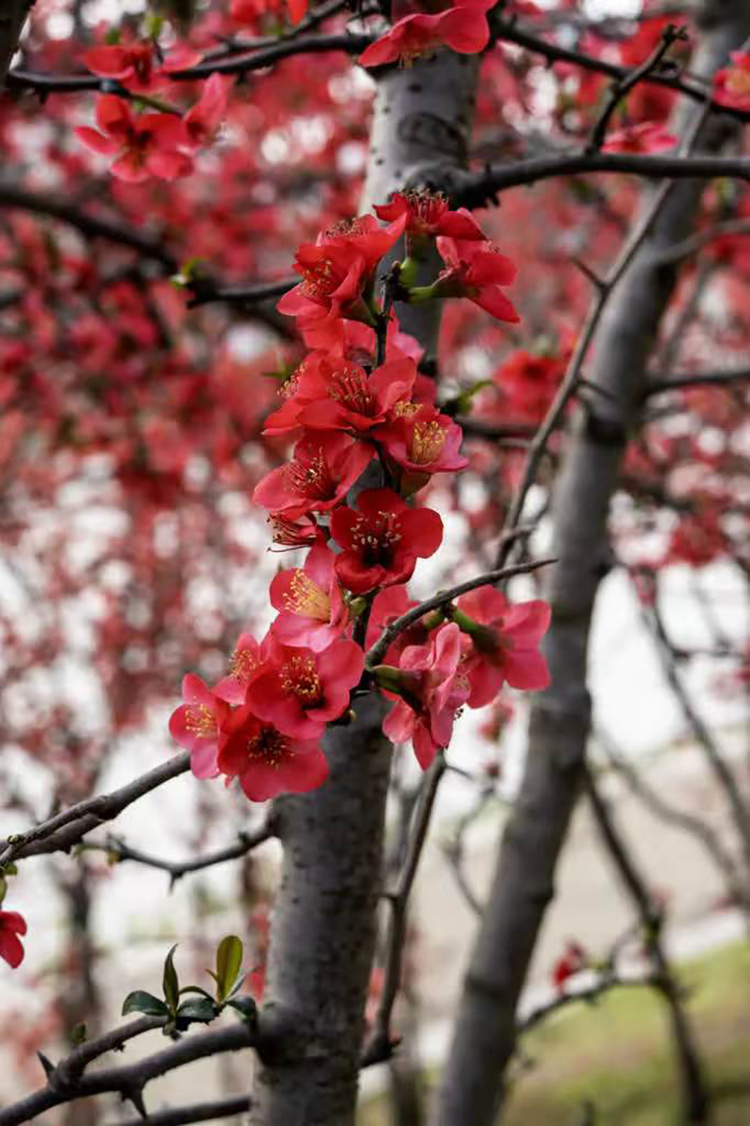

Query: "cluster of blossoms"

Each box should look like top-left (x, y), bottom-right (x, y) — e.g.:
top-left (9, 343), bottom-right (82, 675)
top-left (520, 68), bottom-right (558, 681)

top-left (170, 191), bottom-right (550, 801)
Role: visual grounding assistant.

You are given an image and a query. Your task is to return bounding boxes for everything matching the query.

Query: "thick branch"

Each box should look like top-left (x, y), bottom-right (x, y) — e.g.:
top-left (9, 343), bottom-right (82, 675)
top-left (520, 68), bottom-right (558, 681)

top-left (111, 1097), bottom-right (252, 1126)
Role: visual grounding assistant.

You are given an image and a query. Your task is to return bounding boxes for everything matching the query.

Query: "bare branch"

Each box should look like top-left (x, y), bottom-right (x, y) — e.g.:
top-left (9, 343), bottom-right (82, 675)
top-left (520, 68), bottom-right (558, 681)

top-left (1, 753), bottom-right (191, 865)
top-left (111, 1096), bottom-right (252, 1126)
top-left (644, 367), bottom-right (750, 396)
top-left (362, 755), bottom-right (447, 1065)
top-left (651, 216), bottom-right (750, 265)
top-left (86, 819), bottom-right (277, 887)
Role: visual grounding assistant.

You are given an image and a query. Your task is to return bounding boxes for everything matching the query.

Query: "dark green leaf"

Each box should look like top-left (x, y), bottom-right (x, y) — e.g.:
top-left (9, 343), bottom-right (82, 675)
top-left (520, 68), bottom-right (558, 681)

top-left (178, 985), bottom-right (214, 1000)
top-left (122, 991), bottom-right (169, 1018)
top-left (176, 998), bottom-right (217, 1024)
top-left (227, 996), bottom-right (258, 1023)
top-left (70, 1023), bottom-right (88, 1046)
top-left (215, 935), bottom-right (243, 1002)
top-left (162, 945), bottom-right (180, 1014)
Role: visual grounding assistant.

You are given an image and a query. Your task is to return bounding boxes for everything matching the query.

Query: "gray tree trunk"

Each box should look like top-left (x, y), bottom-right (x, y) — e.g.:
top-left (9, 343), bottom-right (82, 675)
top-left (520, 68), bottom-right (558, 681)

top-left (434, 4), bottom-right (750, 1124)
top-left (250, 50), bottom-right (479, 1126)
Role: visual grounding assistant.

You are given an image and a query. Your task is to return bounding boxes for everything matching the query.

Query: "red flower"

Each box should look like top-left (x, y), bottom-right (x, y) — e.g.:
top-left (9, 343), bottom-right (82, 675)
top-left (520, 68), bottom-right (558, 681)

top-left (366, 584), bottom-right (431, 665)
top-left (75, 96), bottom-right (192, 183)
top-left (168, 673), bottom-right (231, 778)
top-left (430, 238), bottom-right (520, 323)
top-left (278, 215), bottom-right (406, 341)
top-left (268, 513), bottom-right (323, 551)
top-left (184, 74), bottom-right (233, 150)
top-left (218, 708), bottom-right (328, 801)
top-left (232, 0), bottom-right (308, 27)
top-left (263, 355), bottom-right (416, 438)
top-left (375, 403), bottom-right (468, 485)
top-left (0, 910), bottom-right (27, 969)
top-left (552, 941), bottom-right (588, 993)
top-left (713, 52), bottom-right (750, 112)
top-left (253, 432), bottom-right (373, 519)
top-left (380, 623), bottom-right (470, 768)
top-left (214, 632), bottom-right (267, 704)
top-left (330, 488), bottom-right (443, 594)
top-left (84, 43), bottom-right (160, 93)
top-left (602, 121), bottom-right (676, 154)
top-left (454, 587), bottom-right (551, 707)
top-left (245, 636), bottom-right (364, 737)
top-left (270, 542), bottom-right (350, 651)
top-left (84, 42), bottom-right (202, 93)
top-left (374, 190), bottom-right (485, 256)
top-left (493, 347), bottom-right (568, 423)
top-left (360, 0), bottom-right (494, 68)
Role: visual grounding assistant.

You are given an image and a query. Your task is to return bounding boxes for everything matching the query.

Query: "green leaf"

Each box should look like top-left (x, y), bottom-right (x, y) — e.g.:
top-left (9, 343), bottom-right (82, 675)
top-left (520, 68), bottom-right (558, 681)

top-left (162, 945), bottom-right (180, 1014)
top-left (227, 996), bottom-right (258, 1023)
top-left (2, 862), bottom-right (18, 876)
top-left (176, 997), bottom-right (217, 1024)
top-left (215, 935), bottom-right (243, 1003)
top-left (122, 991), bottom-right (169, 1018)
top-left (179, 985), bottom-right (215, 1000)
top-left (70, 1023), bottom-right (88, 1046)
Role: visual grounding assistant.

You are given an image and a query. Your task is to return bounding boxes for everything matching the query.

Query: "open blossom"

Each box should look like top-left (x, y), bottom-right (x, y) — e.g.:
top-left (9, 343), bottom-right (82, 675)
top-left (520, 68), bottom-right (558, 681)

top-left (263, 355), bottom-right (417, 438)
top-left (430, 238), bottom-right (520, 323)
top-left (183, 74), bottom-right (233, 150)
top-left (168, 673), bottom-right (231, 778)
top-left (455, 587), bottom-right (551, 707)
top-left (83, 42), bottom-right (203, 93)
top-left (602, 121), bottom-right (676, 154)
top-left (374, 190), bottom-right (485, 256)
top-left (218, 707), bottom-right (328, 801)
top-left (380, 623), bottom-right (470, 768)
top-left (360, 0), bottom-right (494, 68)
top-left (270, 542), bottom-right (350, 651)
top-left (713, 51), bottom-right (750, 112)
top-left (245, 636), bottom-right (364, 738)
top-left (0, 910), bottom-right (27, 969)
top-left (268, 513), bottom-right (323, 551)
top-left (214, 632), bottom-right (267, 704)
top-left (331, 488), bottom-right (443, 594)
top-left (366, 584), bottom-right (431, 665)
top-left (75, 96), bottom-right (191, 183)
top-left (278, 215), bottom-right (406, 342)
top-left (253, 432), bottom-right (373, 519)
top-left (375, 403), bottom-right (468, 484)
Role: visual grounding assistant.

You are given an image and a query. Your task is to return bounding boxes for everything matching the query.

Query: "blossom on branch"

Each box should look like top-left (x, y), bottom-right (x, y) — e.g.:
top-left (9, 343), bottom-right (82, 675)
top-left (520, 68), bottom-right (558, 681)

top-left (75, 96), bottom-right (192, 183)
top-left (218, 709), bottom-right (328, 801)
top-left (270, 543), bottom-right (350, 651)
top-left (359, 0), bottom-right (495, 69)
top-left (713, 51), bottom-right (750, 112)
top-left (0, 911), bottom-right (27, 969)
top-left (454, 587), bottom-right (551, 706)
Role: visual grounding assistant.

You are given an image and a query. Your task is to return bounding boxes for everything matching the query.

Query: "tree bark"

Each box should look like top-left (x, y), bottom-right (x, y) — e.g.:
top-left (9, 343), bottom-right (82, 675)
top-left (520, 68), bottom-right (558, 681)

top-left (433, 4), bottom-right (750, 1124)
top-left (0, 0), bottom-right (32, 85)
top-left (250, 49), bottom-right (479, 1126)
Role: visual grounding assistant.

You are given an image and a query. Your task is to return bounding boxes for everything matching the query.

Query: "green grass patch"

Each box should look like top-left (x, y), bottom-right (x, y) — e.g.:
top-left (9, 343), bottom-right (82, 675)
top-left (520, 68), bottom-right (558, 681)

top-left (360, 941), bottom-right (750, 1125)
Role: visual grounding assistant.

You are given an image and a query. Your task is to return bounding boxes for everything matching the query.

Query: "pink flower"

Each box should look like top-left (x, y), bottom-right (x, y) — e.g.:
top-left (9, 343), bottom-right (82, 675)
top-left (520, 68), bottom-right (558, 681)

top-left (214, 632), bottom-right (267, 704)
top-left (360, 0), bottom-right (494, 68)
top-left (75, 95), bottom-right (192, 183)
top-left (380, 623), bottom-right (470, 768)
top-left (331, 487), bottom-right (443, 594)
top-left (0, 910), bottom-right (27, 969)
top-left (245, 636), bottom-right (364, 738)
top-left (374, 403), bottom-right (468, 485)
top-left (431, 238), bottom-right (520, 323)
top-left (455, 587), bottom-right (551, 706)
top-left (84, 42), bottom-right (202, 93)
top-left (168, 673), bottom-right (231, 778)
top-left (493, 347), bottom-right (568, 424)
top-left (253, 432), bottom-right (373, 519)
top-left (218, 708), bottom-right (328, 801)
top-left (366, 584), bottom-right (431, 665)
top-left (602, 121), bottom-right (676, 154)
top-left (231, 0), bottom-right (308, 27)
top-left (713, 51), bottom-right (750, 112)
top-left (270, 542), bottom-right (350, 651)
top-left (184, 74), bottom-right (233, 150)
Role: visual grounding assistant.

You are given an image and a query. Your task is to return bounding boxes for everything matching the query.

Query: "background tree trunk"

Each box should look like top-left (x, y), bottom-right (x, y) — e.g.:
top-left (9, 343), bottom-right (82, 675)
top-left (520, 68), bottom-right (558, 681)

top-left (250, 50), bottom-right (479, 1126)
top-left (434, 4), bottom-right (750, 1124)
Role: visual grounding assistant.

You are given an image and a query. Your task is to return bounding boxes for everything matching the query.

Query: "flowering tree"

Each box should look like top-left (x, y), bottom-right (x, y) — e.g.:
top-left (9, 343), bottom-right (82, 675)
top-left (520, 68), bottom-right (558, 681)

top-left (1, 2), bottom-right (749, 1126)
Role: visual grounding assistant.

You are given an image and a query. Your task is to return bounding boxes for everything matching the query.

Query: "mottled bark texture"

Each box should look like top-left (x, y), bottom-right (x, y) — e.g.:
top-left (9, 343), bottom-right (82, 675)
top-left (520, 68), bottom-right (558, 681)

top-left (434, 4), bottom-right (750, 1124)
top-left (250, 50), bottom-right (480, 1126)
top-left (0, 0), bottom-right (32, 84)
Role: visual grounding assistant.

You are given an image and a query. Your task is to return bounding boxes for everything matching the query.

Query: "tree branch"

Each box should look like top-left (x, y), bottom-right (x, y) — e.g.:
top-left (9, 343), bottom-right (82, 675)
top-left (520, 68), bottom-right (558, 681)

top-left (643, 367), bottom-right (750, 396)
top-left (365, 557), bottom-right (556, 668)
top-left (0, 1021), bottom-right (259, 1126)
top-left (111, 1096), bottom-right (252, 1126)
top-left (1, 752), bottom-right (191, 864)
